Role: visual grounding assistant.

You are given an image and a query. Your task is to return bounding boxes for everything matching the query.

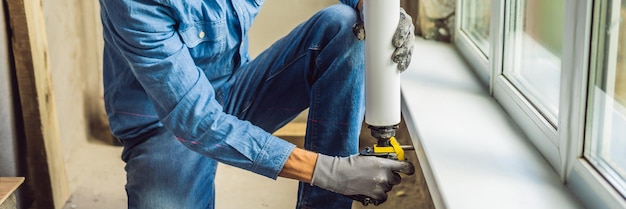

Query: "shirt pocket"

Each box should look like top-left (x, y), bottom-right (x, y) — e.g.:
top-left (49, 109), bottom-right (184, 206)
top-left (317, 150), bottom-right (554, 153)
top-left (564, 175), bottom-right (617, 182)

top-left (178, 20), bottom-right (233, 80)
top-left (178, 20), bottom-right (227, 61)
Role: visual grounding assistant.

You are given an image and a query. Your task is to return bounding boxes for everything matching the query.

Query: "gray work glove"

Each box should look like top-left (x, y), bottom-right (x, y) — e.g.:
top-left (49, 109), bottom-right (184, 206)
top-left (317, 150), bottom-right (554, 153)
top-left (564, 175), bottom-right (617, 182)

top-left (352, 7), bottom-right (415, 72)
top-left (311, 154), bottom-right (415, 205)
top-left (392, 8), bottom-right (415, 72)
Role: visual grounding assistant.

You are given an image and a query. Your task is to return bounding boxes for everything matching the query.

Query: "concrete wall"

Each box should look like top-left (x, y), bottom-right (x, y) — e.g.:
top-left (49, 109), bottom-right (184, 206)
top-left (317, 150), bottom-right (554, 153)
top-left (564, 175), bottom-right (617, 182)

top-left (0, 0), bottom-right (20, 177)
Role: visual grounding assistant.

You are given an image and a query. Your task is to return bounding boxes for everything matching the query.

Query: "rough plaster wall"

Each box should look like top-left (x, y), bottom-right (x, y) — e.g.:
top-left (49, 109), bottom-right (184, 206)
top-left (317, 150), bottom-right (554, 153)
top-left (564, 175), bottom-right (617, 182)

top-left (417, 0), bottom-right (456, 42)
top-left (421, 0), bottom-right (455, 19)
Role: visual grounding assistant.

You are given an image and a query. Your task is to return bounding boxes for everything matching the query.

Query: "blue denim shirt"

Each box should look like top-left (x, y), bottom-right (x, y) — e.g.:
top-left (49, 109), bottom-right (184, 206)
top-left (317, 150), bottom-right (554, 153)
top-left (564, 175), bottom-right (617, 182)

top-left (100, 0), bottom-right (359, 179)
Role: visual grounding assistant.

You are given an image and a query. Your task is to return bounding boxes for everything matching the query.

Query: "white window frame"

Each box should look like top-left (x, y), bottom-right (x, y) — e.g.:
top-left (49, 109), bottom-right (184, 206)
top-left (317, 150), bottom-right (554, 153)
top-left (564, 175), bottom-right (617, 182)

top-left (455, 0), bottom-right (626, 208)
top-left (454, 0), bottom-right (492, 85)
top-left (494, 0), bottom-right (563, 173)
top-left (566, 0), bottom-right (626, 208)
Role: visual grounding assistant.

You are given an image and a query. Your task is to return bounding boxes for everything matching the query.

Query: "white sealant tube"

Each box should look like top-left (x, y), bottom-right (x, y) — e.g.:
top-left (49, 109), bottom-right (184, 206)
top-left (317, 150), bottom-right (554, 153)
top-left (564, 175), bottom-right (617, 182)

top-left (364, 0), bottom-right (401, 127)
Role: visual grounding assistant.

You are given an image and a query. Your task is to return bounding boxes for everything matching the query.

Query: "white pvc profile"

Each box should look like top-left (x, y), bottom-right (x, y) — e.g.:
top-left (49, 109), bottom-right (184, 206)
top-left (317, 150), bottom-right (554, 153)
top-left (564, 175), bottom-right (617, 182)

top-left (566, 0), bottom-right (626, 208)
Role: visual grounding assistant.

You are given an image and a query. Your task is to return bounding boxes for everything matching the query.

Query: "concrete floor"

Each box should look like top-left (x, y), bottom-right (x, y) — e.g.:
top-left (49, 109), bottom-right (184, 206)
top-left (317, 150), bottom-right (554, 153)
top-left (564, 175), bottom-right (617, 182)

top-left (62, 0), bottom-right (337, 208)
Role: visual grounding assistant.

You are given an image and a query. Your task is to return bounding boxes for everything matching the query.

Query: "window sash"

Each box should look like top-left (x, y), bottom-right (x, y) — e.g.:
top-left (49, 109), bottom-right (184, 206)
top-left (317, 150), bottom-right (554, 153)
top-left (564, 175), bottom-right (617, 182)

top-left (578, 0), bottom-right (626, 201)
top-left (493, 0), bottom-right (562, 171)
top-left (455, 0), bottom-right (494, 85)
top-left (502, 0), bottom-right (564, 127)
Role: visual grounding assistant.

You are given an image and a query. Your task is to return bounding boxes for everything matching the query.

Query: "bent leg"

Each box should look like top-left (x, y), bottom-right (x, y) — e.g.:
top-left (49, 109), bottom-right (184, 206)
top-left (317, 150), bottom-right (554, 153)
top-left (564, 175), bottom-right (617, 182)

top-left (222, 4), bottom-right (365, 209)
top-left (122, 128), bottom-right (218, 209)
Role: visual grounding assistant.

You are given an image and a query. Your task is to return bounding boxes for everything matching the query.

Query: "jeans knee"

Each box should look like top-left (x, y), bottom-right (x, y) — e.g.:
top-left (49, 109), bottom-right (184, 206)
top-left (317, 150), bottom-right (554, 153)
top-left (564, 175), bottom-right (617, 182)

top-left (319, 4), bottom-right (359, 25)
top-left (315, 4), bottom-right (360, 40)
top-left (310, 4), bottom-right (364, 78)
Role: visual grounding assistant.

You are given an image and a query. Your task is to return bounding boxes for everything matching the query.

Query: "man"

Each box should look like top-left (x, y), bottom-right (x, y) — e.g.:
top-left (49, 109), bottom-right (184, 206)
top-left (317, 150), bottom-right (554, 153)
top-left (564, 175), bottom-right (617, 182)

top-left (99, 0), bottom-right (415, 208)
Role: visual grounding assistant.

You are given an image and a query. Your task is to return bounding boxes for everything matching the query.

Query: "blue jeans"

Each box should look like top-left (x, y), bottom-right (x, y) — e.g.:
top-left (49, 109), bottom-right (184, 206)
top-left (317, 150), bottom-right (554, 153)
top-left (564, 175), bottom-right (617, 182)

top-left (121, 5), bottom-right (364, 209)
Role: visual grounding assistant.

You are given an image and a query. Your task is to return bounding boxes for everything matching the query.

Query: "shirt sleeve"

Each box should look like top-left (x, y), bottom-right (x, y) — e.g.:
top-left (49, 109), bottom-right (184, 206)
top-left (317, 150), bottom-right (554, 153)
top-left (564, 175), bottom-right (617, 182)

top-left (339, 0), bottom-right (360, 10)
top-left (100, 0), bottom-right (295, 179)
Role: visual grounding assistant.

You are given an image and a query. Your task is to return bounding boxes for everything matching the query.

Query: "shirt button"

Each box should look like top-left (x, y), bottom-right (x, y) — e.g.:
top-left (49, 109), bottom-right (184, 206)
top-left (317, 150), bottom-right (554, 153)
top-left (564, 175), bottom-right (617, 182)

top-left (199, 31), bottom-right (205, 39)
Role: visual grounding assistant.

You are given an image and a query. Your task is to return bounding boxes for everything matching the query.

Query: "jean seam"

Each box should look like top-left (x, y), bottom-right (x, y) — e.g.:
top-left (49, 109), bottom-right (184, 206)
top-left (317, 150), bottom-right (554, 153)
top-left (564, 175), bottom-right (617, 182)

top-left (265, 52), bottom-right (309, 82)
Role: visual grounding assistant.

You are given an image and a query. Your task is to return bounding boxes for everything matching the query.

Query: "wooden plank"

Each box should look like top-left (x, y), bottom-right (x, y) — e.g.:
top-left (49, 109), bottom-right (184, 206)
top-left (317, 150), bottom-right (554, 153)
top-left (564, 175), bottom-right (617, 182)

top-left (5, 0), bottom-right (70, 208)
top-left (0, 177), bottom-right (24, 205)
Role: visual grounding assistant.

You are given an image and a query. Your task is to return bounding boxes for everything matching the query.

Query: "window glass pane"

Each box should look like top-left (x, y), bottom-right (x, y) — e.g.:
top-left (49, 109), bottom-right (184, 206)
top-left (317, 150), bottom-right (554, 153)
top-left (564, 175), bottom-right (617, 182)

top-left (586, 0), bottom-right (626, 196)
top-left (460, 0), bottom-right (491, 56)
top-left (503, 0), bottom-right (565, 125)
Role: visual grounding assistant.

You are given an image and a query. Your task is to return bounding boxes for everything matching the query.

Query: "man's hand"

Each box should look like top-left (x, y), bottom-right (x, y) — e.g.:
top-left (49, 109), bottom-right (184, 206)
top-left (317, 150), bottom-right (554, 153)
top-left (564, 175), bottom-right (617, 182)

top-left (392, 8), bottom-right (415, 72)
top-left (353, 6), bottom-right (415, 72)
top-left (310, 154), bottom-right (415, 205)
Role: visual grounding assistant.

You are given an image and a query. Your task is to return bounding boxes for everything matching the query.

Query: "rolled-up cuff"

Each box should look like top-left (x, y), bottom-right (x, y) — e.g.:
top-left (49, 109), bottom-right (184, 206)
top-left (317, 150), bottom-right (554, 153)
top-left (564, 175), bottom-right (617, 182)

top-left (251, 135), bottom-right (296, 179)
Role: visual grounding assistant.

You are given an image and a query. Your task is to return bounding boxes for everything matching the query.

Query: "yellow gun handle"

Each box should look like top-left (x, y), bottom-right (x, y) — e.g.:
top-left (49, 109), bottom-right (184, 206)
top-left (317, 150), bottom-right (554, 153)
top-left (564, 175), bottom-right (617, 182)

top-left (372, 136), bottom-right (405, 161)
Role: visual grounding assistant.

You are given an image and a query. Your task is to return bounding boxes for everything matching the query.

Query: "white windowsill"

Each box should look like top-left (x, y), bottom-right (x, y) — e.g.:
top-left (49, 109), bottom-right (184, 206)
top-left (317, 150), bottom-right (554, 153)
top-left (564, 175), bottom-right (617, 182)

top-left (400, 38), bottom-right (583, 209)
